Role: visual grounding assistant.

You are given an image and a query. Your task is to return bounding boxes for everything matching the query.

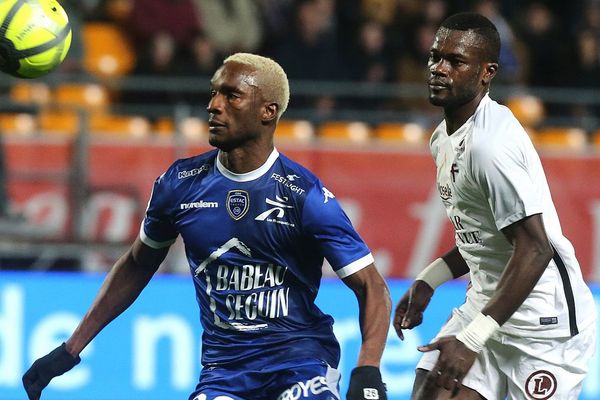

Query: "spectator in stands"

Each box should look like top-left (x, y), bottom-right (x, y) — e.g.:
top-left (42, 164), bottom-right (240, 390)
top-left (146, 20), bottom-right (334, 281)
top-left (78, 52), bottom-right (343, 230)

top-left (345, 20), bottom-right (394, 110)
top-left (180, 33), bottom-right (220, 77)
top-left (120, 0), bottom-right (201, 104)
top-left (272, 0), bottom-right (343, 115)
top-left (256, 0), bottom-right (297, 52)
top-left (515, 2), bottom-right (572, 88)
top-left (125, 0), bottom-right (200, 74)
top-left (192, 0), bottom-right (263, 57)
top-left (571, 28), bottom-right (600, 120)
top-left (348, 20), bottom-right (393, 84)
top-left (473, 0), bottom-right (525, 84)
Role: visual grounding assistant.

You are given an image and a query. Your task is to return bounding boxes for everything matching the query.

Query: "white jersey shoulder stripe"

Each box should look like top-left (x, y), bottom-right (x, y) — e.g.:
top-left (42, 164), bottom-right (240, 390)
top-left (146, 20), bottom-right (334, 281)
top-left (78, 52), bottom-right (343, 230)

top-left (139, 222), bottom-right (176, 249)
top-left (335, 253), bottom-right (375, 279)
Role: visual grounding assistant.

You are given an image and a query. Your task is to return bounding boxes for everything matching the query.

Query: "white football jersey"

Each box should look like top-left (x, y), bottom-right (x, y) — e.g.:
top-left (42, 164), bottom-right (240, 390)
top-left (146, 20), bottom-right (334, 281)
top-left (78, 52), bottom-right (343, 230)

top-left (430, 94), bottom-right (596, 338)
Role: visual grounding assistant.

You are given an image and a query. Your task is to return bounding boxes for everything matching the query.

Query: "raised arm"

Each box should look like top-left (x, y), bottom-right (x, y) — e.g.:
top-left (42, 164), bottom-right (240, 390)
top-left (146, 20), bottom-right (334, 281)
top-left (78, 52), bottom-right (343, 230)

top-left (343, 263), bottom-right (391, 400)
top-left (22, 237), bottom-right (169, 400)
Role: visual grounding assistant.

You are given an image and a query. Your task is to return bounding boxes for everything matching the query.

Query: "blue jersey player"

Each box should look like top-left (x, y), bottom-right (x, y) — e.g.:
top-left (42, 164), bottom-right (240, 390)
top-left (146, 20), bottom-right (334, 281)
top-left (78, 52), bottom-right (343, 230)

top-left (23, 53), bottom-right (391, 400)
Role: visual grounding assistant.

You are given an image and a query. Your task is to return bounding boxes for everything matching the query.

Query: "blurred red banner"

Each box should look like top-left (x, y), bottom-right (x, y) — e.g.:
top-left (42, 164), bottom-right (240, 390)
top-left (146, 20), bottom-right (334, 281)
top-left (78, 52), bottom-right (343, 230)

top-left (6, 139), bottom-right (600, 281)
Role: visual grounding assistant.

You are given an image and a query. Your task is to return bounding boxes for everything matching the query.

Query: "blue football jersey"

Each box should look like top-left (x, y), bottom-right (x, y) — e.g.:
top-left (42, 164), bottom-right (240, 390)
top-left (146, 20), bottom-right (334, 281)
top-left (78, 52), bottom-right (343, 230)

top-left (141, 148), bottom-right (374, 368)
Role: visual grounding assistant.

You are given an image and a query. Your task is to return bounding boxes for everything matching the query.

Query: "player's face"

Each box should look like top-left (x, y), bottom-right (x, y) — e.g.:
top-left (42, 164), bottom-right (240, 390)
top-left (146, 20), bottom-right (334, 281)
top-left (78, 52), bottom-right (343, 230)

top-left (427, 28), bottom-right (489, 108)
top-left (207, 62), bottom-right (265, 151)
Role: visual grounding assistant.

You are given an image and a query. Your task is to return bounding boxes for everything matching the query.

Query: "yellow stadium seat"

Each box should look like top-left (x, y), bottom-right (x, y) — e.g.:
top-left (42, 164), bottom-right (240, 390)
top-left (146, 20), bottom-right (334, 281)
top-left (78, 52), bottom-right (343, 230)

top-left (318, 121), bottom-right (372, 143)
top-left (53, 83), bottom-right (110, 111)
top-left (0, 113), bottom-right (37, 136)
top-left (179, 117), bottom-right (208, 141)
top-left (9, 82), bottom-right (51, 105)
top-left (89, 114), bottom-right (151, 138)
top-left (153, 117), bottom-right (176, 137)
top-left (275, 120), bottom-right (315, 143)
top-left (38, 110), bottom-right (80, 137)
top-left (82, 22), bottom-right (136, 78)
top-left (105, 0), bottom-right (133, 22)
top-left (592, 130), bottom-right (600, 150)
top-left (534, 127), bottom-right (588, 150)
top-left (374, 122), bottom-right (428, 145)
top-left (152, 117), bottom-right (208, 140)
top-left (505, 95), bottom-right (545, 128)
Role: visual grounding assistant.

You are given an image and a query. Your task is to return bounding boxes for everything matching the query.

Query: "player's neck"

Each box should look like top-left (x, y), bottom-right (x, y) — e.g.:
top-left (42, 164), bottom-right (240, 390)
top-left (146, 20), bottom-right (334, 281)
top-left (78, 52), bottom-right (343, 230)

top-left (218, 144), bottom-right (275, 174)
top-left (444, 91), bottom-right (486, 135)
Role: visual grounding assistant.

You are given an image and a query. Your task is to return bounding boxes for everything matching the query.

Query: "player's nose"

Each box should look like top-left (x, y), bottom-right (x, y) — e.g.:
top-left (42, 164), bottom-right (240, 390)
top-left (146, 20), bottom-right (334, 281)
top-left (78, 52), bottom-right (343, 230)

top-left (207, 93), bottom-right (224, 114)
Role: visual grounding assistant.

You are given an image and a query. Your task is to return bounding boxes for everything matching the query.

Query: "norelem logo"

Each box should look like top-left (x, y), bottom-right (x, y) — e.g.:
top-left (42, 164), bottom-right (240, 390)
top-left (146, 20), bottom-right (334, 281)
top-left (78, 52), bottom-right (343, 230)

top-left (525, 370), bottom-right (557, 399)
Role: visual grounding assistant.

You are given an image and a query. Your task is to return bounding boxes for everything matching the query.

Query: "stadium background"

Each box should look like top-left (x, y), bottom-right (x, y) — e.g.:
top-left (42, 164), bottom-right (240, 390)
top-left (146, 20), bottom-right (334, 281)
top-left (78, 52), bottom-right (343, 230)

top-left (1, 0), bottom-right (599, 399)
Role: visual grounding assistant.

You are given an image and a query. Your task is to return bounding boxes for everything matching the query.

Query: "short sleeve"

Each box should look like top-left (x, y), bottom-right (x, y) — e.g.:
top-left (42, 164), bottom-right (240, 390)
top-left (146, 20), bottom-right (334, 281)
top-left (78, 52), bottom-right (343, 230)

top-left (140, 172), bottom-right (178, 248)
top-left (302, 181), bottom-right (373, 278)
top-left (471, 137), bottom-right (543, 230)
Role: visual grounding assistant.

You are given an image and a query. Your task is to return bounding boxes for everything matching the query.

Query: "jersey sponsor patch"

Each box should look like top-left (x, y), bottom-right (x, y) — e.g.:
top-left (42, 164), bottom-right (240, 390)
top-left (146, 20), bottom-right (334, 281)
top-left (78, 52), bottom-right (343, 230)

top-left (180, 200), bottom-right (219, 210)
top-left (255, 196), bottom-right (296, 227)
top-left (270, 172), bottom-right (306, 195)
top-left (539, 317), bottom-right (558, 325)
top-left (277, 375), bottom-right (333, 400)
top-left (178, 164), bottom-right (210, 179)
top-left (227, 190), bottom-right (250, 220)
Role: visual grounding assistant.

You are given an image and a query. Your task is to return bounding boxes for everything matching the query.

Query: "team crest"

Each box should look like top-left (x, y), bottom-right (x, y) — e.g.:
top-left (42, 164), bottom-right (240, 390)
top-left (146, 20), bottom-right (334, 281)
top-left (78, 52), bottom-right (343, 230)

top-left (525, 370), bottom-right (557, 399)
top-left (227, 190), bottom-right (250, 220)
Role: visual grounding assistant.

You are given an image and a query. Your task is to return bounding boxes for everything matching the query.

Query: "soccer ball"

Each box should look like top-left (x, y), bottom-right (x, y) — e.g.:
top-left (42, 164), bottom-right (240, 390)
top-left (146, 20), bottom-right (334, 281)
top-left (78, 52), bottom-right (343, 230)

top-left (0, 0), bottom-right (71, 78)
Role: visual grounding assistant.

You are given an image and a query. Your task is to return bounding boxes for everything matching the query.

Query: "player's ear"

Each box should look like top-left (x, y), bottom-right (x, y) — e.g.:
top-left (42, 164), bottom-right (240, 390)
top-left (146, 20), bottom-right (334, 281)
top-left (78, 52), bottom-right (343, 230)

top-left (262, 102), bottom-right (278, 123)
top-left (482, 62), bottom-right (498, 85)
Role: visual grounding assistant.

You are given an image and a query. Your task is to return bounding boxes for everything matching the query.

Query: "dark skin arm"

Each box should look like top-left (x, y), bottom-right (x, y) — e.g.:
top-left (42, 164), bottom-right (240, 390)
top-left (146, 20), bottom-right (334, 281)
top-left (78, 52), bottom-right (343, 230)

top-left (65, 237), bottom-right (169, 356)
top-left (419, 213), bottom-right (554, 395)
top-left (393, 247), bottom-right (469, 340)
top-left (342, 264), bottom-right (391, 367)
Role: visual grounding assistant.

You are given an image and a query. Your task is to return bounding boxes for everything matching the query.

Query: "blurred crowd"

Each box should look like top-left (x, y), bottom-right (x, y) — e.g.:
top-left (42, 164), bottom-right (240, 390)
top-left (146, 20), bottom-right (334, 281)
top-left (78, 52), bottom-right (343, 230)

top-left (58, 0), bottom-right (599, 118)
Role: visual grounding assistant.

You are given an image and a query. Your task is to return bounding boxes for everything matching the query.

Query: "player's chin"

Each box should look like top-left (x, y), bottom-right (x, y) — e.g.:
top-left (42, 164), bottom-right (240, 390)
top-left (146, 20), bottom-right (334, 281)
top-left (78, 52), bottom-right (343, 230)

top-left (208, 136), bottom-right (234, 152)
top-left (428, 93), bottom-right (449, 107)
top-left (208, 135), bottom-right (222, 148)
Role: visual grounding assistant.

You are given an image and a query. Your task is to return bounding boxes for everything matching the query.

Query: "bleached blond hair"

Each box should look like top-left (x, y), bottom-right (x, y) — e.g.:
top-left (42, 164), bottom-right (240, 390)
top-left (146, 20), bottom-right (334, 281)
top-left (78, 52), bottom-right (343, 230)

top-left (224, 53), bottom-right (290, 119)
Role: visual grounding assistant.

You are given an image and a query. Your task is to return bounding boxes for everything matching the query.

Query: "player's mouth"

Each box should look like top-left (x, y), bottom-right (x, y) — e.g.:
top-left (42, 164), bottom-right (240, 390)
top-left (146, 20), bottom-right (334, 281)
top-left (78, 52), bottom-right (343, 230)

top-left (208, 119), bottom-right (227, 132)
top-left (428, 79), bottom-right (450, 91)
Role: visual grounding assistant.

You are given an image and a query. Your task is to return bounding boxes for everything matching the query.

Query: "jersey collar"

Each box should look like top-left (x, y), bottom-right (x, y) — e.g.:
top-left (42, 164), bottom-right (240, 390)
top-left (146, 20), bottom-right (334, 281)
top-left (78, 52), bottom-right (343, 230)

top-left (216, 148), bottom-right (280, 182)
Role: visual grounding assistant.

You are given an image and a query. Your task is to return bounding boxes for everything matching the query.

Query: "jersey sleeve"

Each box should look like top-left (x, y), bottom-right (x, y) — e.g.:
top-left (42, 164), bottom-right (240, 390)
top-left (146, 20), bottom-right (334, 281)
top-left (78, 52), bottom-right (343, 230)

top-left (302, 181), bottom-right (373, 279)
top-left (139, 170), bottom-right (178, 249)
top-left (471, 132), bottom-right (543, 230)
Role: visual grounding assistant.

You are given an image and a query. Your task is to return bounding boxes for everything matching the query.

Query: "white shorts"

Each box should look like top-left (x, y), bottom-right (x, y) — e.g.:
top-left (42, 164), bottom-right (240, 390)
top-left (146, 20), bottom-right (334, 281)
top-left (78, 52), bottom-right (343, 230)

top-left (416, 306), bottom-right (597, 400)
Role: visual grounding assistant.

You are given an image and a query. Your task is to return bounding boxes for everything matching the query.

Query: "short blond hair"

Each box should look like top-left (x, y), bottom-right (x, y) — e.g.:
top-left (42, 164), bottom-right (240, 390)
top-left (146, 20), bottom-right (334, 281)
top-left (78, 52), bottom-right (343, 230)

top-left (224, 53), bottom-right (290, 119)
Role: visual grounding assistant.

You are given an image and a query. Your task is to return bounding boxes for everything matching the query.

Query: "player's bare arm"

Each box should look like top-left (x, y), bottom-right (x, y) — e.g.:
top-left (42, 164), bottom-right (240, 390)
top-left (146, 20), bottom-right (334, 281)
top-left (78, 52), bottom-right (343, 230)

top-left (66, 238), bottom-right (169, 356)
top-left (394, 247), bottom-right (469, 340)
top-left (481, 213), bottom-right (553, 325)
top-left (418, 214), bottom-right (554, 395)
top-left (343, 263), bottom-right (391, 400)
top-left (342, 263), bottom-right (391, 367)
top-left (22, 237), bottom-right (169, 399)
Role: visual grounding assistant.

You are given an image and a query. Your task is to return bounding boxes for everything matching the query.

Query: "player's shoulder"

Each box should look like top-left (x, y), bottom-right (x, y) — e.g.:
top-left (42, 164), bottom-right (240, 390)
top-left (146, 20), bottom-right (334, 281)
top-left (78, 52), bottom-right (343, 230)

top-left (470, 96), bottom-right (530, 158)
top-left (275, 152), bottom-right (321, 186)
top-left (429, 121), bottom-right (446, 153)
top-left (162, 149), bottom-right (218, 183)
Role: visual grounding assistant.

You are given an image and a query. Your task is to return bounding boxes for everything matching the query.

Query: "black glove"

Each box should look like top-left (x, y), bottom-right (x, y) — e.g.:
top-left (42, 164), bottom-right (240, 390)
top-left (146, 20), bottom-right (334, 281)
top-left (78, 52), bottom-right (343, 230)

top-left (22, 343), bottom-right (81, 400)
top-left (346, 366), bottom-right (387, 400)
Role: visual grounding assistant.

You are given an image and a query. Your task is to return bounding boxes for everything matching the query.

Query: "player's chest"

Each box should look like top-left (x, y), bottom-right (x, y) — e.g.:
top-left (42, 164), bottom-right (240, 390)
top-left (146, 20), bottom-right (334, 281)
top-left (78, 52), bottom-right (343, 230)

top-left (173, 180), bottom-right (303, 247)
top-left (435, 136), bottom-right (473, 205)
